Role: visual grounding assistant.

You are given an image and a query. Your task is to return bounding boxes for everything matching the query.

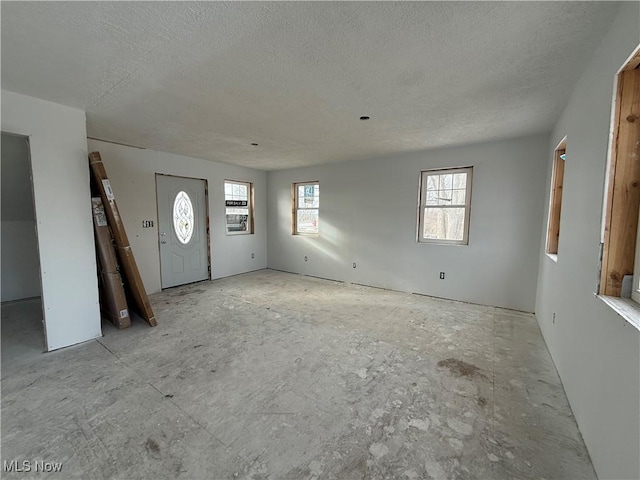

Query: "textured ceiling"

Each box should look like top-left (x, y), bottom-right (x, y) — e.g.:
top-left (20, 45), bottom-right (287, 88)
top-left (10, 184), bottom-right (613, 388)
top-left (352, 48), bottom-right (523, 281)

top-left (1, 2), bottom-right (620, 170)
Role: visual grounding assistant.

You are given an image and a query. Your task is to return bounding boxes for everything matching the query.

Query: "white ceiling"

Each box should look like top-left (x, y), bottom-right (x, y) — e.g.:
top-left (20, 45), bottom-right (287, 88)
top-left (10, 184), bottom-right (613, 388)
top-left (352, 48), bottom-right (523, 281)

top-left (2, 2), bottom-right (620, 170)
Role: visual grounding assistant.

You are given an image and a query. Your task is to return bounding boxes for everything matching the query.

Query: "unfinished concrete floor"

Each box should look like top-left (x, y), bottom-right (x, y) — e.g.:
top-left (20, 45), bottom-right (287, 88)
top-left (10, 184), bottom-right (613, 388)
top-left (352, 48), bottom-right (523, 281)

top-left (1, 270), bottom-right (595, 479)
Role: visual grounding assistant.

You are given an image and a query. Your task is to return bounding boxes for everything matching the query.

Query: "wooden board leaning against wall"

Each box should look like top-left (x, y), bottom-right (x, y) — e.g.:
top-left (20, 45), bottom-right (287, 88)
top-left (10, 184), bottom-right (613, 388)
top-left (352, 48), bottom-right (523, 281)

top-left (89, 151), bottom-right (157, 327)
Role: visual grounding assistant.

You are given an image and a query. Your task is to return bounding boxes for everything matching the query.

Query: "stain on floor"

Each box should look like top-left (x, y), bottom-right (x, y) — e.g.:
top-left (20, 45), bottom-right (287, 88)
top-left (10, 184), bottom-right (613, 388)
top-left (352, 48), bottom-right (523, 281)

top-left (145, 438), bottom-right (161, 458)
top-left (437, 358), bottom-right (488, 380)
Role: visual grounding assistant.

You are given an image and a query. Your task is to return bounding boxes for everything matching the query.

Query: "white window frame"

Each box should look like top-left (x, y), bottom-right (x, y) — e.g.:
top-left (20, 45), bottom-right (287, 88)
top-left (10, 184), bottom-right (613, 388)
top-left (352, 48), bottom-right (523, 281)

top-left (224, 180), bottom-right (253, 236)
top-left (293, 181), bottom-right (319, 236)
top-left (418, 166), bottom-right (473, 245)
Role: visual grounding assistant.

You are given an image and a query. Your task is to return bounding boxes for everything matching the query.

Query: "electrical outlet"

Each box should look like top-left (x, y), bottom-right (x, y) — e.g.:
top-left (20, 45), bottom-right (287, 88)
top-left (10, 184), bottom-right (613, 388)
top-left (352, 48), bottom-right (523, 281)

top-left (304, 256), bottom-right (308, 262)
top-left (251, 253), bottom-right (255, 259)
top-left (353, 262), bottom-right (357, 269)
top-left (553, 312), bottom-right (556, 324)
top-left (439, 272), bottom-right (445, 280)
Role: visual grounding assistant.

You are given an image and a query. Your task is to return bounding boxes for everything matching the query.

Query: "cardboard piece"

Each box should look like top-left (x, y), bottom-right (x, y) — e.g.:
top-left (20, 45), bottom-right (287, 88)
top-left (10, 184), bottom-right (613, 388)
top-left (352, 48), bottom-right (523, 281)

top-left (92, 197), bottom-right (118, 272)
top-left (99, 272), bottom-right (131, 329)
top-left (89, 152), bottom-right (157, 327)
top-left (92, 196), bottom-right (131, 329)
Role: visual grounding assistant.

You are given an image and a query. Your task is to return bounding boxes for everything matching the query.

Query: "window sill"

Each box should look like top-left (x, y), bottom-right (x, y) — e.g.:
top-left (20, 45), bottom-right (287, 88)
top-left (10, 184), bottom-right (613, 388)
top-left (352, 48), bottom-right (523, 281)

top-left (597, 295), bottom-right (640, 331)
top-left (418, 241), bottom-right (469, 246)
top-left (546, 253), bottom-right (558, 262)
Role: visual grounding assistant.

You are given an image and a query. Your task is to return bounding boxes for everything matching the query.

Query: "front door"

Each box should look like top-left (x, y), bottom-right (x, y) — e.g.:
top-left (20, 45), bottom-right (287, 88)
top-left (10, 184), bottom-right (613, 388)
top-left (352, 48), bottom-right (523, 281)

top-left (156, 174), bottom-right (209, 288)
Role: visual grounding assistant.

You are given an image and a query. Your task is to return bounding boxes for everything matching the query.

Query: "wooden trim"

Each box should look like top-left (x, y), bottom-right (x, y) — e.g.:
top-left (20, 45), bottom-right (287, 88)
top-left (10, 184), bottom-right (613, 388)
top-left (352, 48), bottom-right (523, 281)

top-left (546, 147), bottom-right (565, 254)
top-left (622, 46), bottom-right (640, 72)
top-left (600, 76), bottom-right (625, 292)
top-left (291, 183), bottom-right (296, 235)
top-left (600, 68), bottom-right (640, 296)
top-left (204, 179), bottom-right (211, 280)
top-left (249, 182), bottom-right (255, 235)
top-left (599, 44), bottom-right (640, 292)
top-left (416, 170), bottom-right (424, 242)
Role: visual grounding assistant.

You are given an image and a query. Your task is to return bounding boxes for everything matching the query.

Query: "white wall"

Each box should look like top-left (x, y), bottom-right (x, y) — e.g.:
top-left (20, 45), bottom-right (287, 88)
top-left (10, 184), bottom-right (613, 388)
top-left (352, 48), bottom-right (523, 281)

top-left (535, 3), bottom-right (640, 479)
top-left (1, 91), bottom-right (101, 351)
top-left (87, 139), bottom-right (267, 294)
top-left (1, 134), bottom-right (41, 301)
top-left (268, 134), bottom-right (548, 312)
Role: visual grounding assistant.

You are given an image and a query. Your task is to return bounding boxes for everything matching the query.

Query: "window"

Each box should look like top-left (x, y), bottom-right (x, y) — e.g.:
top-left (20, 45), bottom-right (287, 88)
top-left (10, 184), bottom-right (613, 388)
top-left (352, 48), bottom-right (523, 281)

top-left (546, 139), bottom-right (566, 255)
top-left (224, 180), bottom-right (253, 235)
top-left (418, 167), bottom-right (472, 245)
top-left (293, 182), bottom-right (319, 235)
top-left (173, 191), bottom-right (194, 244)
top-left (600, 49), bottom-right (640, 300)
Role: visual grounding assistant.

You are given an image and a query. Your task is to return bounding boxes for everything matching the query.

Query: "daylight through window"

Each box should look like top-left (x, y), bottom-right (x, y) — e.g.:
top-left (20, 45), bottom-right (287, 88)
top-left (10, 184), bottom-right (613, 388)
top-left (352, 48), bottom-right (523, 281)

top-left (224, 180), bottom-right (253, 235)
top-left (418, 167), bottom-right (472, 245)
top-left (546, 139), bottom-right (566, 255)
top-left (293, 182), bottom-right (319, 235)
top-left (173, 190), bottom-right (194, 244)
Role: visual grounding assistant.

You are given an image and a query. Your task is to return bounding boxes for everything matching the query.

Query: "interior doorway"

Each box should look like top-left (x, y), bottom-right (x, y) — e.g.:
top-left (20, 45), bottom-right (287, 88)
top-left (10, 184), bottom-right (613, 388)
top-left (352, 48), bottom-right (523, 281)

top-left (1, 132), bottom-right (46, 354)
top-left (155, 174), bottom-right (210, 289)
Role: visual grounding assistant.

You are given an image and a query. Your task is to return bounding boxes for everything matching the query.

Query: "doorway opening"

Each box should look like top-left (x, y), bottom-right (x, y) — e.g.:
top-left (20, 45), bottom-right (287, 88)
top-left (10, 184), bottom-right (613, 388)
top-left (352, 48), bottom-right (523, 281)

top-left (1, 132), bottom-right (46, 355)
top-left (155, 174), bottom-right (210, 289)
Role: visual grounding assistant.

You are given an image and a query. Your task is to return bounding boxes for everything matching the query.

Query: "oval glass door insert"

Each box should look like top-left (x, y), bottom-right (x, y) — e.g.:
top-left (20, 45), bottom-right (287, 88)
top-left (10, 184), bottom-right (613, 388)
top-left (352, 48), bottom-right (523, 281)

top-left (173, 191), bottom-right (194, 244)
